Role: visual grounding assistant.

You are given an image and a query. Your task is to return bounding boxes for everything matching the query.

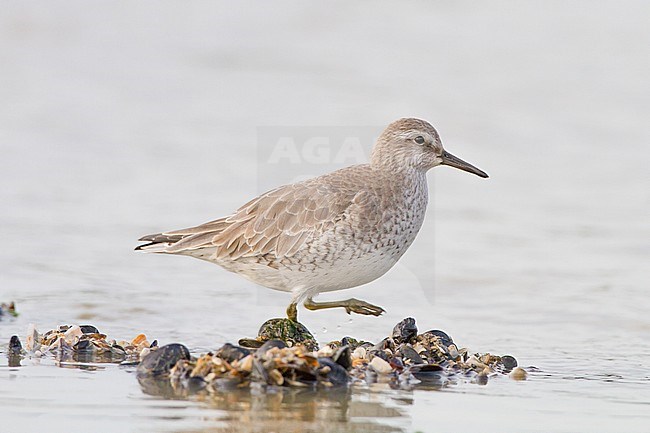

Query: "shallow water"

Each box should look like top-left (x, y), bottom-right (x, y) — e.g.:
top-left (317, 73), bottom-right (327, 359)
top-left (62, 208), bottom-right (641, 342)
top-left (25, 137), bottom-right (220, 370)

top-left (1, 1), bottom-right (649, 432)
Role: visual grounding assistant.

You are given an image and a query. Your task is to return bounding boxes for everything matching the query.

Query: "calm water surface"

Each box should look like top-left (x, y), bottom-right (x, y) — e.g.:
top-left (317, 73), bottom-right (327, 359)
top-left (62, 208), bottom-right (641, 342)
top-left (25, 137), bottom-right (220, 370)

top-left (1, 2), bottom-right (649, 432)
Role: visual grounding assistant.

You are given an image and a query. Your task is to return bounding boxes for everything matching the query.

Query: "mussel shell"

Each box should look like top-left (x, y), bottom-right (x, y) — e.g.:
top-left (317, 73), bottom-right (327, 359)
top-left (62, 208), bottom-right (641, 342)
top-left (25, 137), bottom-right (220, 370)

top-left (9, 335), bottom-right (22, 355)
top-left (391, 317), bottom-right (418, 344)
top-left (255, 339), bottom-right (287, 356)
top-left (238, 338), bottom-right (263, 349)
top-left (409, 363), bottom-right (445, 383)
top-left (331, 345), bottom-right (352, 370)
top-left (371, 337), bottom-right (393, 352)
top-left (216, 343), bottom-right (251, 363)
top-left (318, 358), bottom-right (349, 386)
top-left (419, 330), bottom-right (454, 348)
top-left (79, 325), bottom-right (100, 334)
top-left (368, 348), bottom-right (391, 362)
top-left (136, 343), bottom-right (190, 377)
top-left (186, 375), bottom-right (207, 392)
top-left (500, 355), bottom-right (518, 371)
top-left (398, 344), bottom-right (425, 364)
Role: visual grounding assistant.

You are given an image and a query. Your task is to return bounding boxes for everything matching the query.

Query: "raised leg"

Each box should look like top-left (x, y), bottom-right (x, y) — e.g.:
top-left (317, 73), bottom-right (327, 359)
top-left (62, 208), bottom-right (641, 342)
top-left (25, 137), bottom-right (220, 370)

top-left (304, 296), bottom-right (385, 316)
top-left (286, 302), bottom-right (298, 322)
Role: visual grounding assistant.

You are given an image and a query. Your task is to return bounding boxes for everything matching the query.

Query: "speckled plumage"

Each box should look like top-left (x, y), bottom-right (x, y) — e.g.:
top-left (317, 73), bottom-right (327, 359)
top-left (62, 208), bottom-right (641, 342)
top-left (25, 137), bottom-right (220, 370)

top-left (137, 118), bottom-right (488, 319)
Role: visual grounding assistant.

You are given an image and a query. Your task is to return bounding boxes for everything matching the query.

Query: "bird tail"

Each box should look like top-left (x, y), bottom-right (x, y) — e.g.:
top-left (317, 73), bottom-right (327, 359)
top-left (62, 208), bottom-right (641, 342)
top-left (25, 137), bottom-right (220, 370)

top-left (135, 233), bottom-right (184, 253)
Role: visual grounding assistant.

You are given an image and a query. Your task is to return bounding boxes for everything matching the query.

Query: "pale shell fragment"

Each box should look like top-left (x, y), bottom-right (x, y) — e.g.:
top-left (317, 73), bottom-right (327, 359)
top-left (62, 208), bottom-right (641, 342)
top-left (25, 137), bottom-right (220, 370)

top-left (510, 367), bottom-right (527, 381)
top-left (269, 369), bottom-right (284, 385)
top-left (351, 347), bottom-right (366, 360)
top-left (412, 343), bottom-right (426, 354)
top-left (369, 356), bottom-right (392, 374)
top-left (63, 325), bottom-right (83, 345)
top-left (25, 323), bottom-right (41, 352)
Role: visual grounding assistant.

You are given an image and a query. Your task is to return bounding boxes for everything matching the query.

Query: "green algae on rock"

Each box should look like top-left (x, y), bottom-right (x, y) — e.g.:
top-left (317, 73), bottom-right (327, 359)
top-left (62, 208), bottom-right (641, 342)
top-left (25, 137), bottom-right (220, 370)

top-left (238, 318), bottom-right (318, 351)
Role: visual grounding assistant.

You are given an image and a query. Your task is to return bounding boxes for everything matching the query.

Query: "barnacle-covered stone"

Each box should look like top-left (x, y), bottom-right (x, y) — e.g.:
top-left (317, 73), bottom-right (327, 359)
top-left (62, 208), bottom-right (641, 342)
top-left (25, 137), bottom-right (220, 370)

top-left (257, 319), bottom-right (318, 351)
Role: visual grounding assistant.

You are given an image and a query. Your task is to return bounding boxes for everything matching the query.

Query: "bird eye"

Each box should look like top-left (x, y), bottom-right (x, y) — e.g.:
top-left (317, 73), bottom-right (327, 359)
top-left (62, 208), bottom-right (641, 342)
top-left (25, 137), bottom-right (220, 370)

top-left (414, 136), bottom-right (425, 144)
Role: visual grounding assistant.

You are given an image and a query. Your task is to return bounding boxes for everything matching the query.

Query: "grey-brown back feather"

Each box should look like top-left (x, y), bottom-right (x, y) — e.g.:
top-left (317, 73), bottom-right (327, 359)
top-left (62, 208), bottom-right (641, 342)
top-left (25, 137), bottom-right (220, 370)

top-left (136, 165), bottom-right (375, 260)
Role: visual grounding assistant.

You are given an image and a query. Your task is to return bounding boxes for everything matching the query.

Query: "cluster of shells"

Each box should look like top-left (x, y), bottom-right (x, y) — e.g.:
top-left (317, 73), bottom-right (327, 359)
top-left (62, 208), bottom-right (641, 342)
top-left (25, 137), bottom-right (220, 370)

top-left (13, 324), bottom-right (156, 363)
top-left (136, 317), bottom-right (526, 396)
top-left (6, 317), bottom-right (525, 394)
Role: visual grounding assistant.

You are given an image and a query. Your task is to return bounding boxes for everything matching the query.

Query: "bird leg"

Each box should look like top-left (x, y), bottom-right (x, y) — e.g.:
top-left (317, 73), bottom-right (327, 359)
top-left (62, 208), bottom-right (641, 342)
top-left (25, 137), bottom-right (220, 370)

top-left (286, 302), bottom-right (298, 322)
top-left (304, 296), bottom-right (385, 316)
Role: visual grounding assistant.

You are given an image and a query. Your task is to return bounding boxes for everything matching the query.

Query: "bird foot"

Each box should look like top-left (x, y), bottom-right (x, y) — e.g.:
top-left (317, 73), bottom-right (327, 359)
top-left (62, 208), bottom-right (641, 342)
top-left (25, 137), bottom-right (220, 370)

top-left (343, 298), bottom-right (386, 316)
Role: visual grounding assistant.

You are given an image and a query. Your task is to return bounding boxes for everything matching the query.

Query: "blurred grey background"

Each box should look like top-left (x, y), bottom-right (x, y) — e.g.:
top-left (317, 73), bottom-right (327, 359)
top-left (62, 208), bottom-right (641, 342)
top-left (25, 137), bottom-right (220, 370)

top-left (2, 0), bottom-right (649, 336)
top-left (0, 2), bottom-right (649, 431)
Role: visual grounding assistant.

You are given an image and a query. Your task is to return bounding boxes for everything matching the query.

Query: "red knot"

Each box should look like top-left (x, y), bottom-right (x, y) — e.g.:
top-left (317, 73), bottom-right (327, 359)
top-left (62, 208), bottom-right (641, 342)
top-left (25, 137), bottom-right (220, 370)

top-left (136, 118), bottom-right (488, 321)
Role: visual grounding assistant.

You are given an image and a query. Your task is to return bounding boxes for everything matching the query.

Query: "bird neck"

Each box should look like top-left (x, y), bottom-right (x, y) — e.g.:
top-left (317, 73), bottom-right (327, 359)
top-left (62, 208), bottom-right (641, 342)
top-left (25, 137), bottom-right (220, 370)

top-left (369, 162), bottom-right (428, 198)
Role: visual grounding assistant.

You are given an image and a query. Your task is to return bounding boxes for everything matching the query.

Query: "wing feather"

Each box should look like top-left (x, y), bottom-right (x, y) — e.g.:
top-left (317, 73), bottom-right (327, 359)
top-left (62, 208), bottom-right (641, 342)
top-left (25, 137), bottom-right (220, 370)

top-left (145, 166), bottom-right (374, 260)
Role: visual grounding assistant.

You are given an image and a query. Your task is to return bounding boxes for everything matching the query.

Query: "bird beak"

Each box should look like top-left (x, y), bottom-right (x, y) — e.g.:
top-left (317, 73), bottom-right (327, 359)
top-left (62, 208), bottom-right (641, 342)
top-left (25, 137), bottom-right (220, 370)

top-left (440, 151), bottom-right (489, 178)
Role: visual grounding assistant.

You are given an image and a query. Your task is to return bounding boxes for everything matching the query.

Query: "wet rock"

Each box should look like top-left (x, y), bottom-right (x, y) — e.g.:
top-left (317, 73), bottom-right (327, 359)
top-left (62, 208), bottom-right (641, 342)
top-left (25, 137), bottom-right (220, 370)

top-left (391, 317), bottom-right (418, 344)
top-left (257, 319), bottom-right (318, 351)
top-left (239, 319), bottom-right (318, 350)
top-left (137, 343), bottom-right (190, 377)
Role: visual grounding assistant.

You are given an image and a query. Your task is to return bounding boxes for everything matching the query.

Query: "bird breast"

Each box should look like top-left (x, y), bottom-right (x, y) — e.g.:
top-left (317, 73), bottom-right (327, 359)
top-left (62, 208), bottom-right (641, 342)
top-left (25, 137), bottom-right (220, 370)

top-left (280, 170), bottom-right (430, 291)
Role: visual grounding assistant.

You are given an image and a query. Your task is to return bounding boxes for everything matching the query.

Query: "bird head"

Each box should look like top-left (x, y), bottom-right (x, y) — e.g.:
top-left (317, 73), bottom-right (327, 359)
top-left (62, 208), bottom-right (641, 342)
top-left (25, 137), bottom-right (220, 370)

top-left (371, 118), bottom-right (488, 178)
